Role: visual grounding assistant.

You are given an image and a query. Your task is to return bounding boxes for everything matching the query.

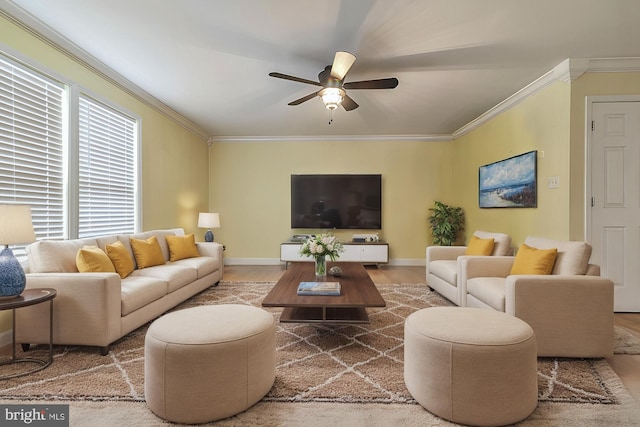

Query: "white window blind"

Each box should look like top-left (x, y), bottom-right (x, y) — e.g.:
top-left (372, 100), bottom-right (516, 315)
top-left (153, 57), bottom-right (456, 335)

top-left (0, 56), bottom-right (65, 254)
top-left (78, 96), bottom-right (136, 238)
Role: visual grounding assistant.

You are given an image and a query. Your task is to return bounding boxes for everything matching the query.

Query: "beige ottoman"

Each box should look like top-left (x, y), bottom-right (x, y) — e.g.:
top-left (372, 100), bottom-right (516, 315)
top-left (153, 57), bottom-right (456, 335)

top-left (404, 307), bottom-right (537, 426)
top-left (145, 304), bottom-right (276, 424)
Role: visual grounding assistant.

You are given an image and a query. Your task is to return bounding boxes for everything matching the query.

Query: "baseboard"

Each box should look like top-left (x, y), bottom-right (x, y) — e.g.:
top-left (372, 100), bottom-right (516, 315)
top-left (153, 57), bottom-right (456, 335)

top-left (388, 258), bottom-right (426, 266)
top-left (224, 258), bottom-right (426, 267)
top-left (224, 258), bottom-right (283, 266)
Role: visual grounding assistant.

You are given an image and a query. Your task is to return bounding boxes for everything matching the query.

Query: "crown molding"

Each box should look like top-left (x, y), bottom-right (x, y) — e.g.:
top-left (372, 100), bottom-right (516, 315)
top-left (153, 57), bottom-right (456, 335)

top-left (0, 1), bottom-right (209, 141)
top-left (210, 134), bottom-right (454, 143)
top-left (453, 57), bottom-right (640, 139)
top-left (581, 57), bottom-right (640, 73)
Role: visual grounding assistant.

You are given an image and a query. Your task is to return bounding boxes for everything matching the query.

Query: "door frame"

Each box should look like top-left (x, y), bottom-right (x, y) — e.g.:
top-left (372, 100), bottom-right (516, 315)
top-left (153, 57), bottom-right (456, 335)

top-left (584, 94), bottom-right (640, 243)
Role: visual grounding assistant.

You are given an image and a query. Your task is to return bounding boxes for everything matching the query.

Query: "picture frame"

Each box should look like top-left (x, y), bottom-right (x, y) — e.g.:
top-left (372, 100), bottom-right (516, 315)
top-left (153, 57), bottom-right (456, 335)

top-left (479, 150), bottom-right (537, 208)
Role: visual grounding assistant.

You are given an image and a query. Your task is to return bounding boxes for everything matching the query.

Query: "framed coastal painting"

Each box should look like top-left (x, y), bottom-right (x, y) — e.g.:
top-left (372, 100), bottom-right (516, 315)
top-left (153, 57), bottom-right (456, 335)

top-left (479, 150), bottom-right (537, 208)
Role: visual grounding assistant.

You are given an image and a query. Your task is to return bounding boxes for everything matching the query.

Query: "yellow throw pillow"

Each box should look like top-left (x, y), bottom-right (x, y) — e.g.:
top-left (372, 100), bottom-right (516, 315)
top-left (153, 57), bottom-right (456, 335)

top-left (130, 235), bottom-right (165, 269)
top-left (464, 236), bottom-right (495, 256)
top-left (510, 243), bottom-right (558, 275)
top-left (105, 240), bottom-right (135, 279)
top-left (76, 246), bottom-right (115, 273)
top-left (166, 234), bottom-right (200, 262)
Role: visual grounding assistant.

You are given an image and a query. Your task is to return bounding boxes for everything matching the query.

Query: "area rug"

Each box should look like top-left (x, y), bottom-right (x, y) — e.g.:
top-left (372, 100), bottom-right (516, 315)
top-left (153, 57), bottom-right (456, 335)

top-left (1, 281), bottom-right (639, 426)
top-left (614, 326), bottom-right (640, 354)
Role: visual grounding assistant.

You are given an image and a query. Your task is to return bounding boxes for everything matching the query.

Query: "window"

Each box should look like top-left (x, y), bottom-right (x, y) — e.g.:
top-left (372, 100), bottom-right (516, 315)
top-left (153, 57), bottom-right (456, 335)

top-left (78, 96), bottom-right (136, 237)
top-left (0, 55), bottom-right (65, 253)
top-left (0, 52), bottom-right (139, 249)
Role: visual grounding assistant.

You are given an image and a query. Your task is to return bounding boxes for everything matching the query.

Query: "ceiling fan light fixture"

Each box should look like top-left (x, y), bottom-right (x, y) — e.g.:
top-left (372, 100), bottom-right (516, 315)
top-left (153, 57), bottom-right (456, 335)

top-left (319, 88), bottom-right (345, 110)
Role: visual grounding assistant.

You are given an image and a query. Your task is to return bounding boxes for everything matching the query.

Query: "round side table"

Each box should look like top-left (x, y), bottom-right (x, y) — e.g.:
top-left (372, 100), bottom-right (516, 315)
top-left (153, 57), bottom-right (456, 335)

top-left (0, 288), bottom-right (56, 380)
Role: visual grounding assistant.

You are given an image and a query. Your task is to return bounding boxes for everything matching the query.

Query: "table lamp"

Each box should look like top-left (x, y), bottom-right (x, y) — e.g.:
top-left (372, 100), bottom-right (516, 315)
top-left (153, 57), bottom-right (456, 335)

top-left (197, 212), bottom-right (220, 242)
top-left (0, 205), bottom-right (36, 299)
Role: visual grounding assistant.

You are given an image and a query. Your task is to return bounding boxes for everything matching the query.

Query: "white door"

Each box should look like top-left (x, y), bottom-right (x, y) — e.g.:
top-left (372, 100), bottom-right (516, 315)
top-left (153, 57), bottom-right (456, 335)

top-left (589, 100), bottom-right (640, 312)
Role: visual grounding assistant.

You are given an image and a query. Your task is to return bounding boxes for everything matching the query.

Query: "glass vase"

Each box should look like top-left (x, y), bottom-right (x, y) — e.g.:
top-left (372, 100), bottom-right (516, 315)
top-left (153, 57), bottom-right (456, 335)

top-left (314, 256), bottom-right (327, 278)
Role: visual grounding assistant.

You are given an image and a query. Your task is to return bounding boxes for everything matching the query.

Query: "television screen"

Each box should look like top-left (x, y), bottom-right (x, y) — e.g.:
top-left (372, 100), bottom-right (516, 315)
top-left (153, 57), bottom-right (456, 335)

top-left (291, 174), bottom-right (382, 229)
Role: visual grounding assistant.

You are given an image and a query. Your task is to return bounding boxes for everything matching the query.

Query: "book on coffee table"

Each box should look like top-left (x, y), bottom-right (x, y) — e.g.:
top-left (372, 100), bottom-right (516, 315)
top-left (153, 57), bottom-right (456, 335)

top-left (297, 281), bottom-right (341, 296)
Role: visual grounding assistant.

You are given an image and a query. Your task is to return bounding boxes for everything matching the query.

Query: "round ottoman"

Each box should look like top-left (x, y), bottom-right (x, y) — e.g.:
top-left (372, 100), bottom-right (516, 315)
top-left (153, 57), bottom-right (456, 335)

top-left (144, 304), bottom-right (276, 424)
top-left (404, 307), bottom-right (537, 426)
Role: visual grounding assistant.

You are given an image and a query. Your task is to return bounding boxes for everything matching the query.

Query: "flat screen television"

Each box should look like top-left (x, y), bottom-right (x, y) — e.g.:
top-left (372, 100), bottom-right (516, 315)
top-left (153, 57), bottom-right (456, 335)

top-left (291, 174), bottom-right (382, 229)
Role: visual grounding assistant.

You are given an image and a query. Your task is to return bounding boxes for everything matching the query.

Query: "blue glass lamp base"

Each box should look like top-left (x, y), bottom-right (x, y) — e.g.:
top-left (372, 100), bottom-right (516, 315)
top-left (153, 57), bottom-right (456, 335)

top-left (204, 230), bottom-right (214, 242)
top-left (0, 246), bottom-right (26, 299)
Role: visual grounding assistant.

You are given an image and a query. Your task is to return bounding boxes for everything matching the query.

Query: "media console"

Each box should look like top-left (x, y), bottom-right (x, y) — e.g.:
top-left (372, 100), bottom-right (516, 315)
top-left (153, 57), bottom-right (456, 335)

top-left (280, 241), bottom-right (389, 268)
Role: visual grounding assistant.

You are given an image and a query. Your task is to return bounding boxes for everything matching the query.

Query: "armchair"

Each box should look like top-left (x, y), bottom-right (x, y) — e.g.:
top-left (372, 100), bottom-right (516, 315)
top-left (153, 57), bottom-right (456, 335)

top-left (461, 237), bottom-right (614, 358)
top-left (426, 231), bottom-right (512, 305)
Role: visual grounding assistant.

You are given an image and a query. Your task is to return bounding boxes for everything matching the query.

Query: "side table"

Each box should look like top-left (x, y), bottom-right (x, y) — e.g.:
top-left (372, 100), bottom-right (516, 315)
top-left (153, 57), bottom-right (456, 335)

top-left (0, 288), bottom-right (56, 380)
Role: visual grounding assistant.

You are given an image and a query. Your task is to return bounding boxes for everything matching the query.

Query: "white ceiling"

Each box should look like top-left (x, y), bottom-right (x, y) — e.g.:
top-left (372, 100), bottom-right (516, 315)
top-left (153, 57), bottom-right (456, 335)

top-left (4, 0), bottom-right (640, 141)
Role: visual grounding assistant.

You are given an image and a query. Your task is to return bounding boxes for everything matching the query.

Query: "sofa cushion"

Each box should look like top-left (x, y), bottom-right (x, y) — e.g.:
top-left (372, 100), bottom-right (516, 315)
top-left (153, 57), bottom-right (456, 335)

top-left (166, 234), bottom-right (200, 262)
top-left (106, 240), bottom-right (135, 279)
top-left (130, 236), bottom-right (166, 269)
top-left (131, 264), bottom-right (197, 293)
top-left (172, 256), bottom-right (220, 278)
top-left (474, 231), bottom-right (512, 256)
top-left (510, 244), bottom-right (557, 275)
top-left (465, 235), bottom-right (495, 256)
top-left (28, 238), bottom-right (98, 273)
top-left (130, 230), bottom-right (176, 263)
top-left (76, 246), bottom-right (116, 273)
top-left (467, 277), bottom-right (506, 311)
top-left (524, 237), bottom-right (592, 275)
top-left (429, 260), bottom-right (457, 286)
top-left (121, 276), bottom-right (168, 316)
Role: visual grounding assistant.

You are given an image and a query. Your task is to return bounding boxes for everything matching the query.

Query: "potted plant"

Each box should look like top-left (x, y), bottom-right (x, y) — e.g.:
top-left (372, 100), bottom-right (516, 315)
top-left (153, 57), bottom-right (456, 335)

top-left (428, 201), bottom-right (465, 246)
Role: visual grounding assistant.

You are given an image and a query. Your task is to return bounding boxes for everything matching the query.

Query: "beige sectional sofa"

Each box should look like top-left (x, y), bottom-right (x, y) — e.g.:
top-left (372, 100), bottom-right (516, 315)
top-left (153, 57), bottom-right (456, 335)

top-left (460, 237), bottom-right (613, 358)
top-left (16, 228), bottom-right (223, 354)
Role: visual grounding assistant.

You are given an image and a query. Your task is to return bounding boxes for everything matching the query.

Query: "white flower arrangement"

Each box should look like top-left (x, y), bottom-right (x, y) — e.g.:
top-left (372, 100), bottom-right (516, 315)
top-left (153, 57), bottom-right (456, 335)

top-left (299, 233), bottom-right (344, 261)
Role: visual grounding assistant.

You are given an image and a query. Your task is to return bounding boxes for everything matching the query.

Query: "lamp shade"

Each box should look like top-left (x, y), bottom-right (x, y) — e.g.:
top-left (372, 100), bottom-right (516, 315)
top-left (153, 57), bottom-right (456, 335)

top-left (0, 204), bottom-right (35, 299)
top-left (0, 204), bottom-right (36, 245)
top-left (197, 212), bottom-right (220, 229)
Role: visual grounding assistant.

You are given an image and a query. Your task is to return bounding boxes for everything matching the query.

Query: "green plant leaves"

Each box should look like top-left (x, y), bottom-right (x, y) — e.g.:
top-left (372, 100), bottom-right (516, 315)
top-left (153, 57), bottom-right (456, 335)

top-left (428, 201), bottom-right (465, 246)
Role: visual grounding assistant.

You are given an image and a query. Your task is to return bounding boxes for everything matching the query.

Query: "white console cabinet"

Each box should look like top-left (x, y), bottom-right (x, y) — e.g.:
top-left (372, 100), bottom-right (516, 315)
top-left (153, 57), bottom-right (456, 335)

top-left (280, 242), bottom-right (389, 267)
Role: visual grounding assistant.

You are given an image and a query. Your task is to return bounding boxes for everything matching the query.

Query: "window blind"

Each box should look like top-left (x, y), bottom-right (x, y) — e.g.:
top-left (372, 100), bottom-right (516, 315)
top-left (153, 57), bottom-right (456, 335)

top-left (0, 56), bottom-right (65, 255)
top-left (78, 96), bottom-right (136, 238)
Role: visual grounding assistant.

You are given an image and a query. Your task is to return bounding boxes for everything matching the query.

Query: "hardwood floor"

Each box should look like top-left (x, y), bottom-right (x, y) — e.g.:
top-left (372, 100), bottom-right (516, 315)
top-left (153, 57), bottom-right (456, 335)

top-left (223, 264), bottom-right (640, 404)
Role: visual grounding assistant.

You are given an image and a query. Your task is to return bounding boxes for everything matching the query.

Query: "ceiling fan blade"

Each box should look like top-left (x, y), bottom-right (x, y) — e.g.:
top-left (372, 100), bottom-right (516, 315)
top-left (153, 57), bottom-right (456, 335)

top-left (269, 72), bottom-right (322, 87)
top-left (343, 78), bottom-right (399, 90)
top-left (341, 94), bottom-right (359, 111)
top-left (330, 51), bottom-right (356, 81)
top-left (288, 91), bottom-right (320, 106)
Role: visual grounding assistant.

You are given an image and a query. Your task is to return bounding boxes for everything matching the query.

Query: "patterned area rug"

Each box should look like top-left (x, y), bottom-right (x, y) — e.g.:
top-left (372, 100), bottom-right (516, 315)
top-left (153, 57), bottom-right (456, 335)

top-left (0, 282), bottom-right (637, 412)
top-left (0, 281), bottom-right (637, 407)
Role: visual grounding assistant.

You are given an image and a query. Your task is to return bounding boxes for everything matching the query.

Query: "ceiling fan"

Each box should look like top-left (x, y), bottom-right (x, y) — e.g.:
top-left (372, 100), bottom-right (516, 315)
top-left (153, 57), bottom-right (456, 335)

top-left (269, 51), bottom-right (398, 113)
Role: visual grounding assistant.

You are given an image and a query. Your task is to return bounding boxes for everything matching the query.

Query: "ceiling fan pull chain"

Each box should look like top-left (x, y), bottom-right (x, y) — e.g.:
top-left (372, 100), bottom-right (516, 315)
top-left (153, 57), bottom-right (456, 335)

top-left (329, 109), bottom-right (333, 125)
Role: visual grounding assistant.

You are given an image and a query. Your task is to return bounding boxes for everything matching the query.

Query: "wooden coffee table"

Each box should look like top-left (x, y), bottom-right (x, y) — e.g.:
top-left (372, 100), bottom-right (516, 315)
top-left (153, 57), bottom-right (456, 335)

top-left (262, 262), bottom-right (385, 324)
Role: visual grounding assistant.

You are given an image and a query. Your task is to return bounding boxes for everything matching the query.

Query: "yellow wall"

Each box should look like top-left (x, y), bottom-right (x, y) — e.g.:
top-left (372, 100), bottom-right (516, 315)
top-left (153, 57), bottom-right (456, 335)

top-left (452, 81), bottom-right (572, 247)
top-left (0, 16), bottom-right (209, 332)
top-left (569, 72), bottom-right (640, 240)
top-left (210, 140), bottom-right (454, 262)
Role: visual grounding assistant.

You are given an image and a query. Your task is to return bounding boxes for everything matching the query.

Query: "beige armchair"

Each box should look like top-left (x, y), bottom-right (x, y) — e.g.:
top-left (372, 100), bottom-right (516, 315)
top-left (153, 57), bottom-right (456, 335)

top-left (426, 231), bottom-right (512, 305)
top-left (460, 237), bottom-right (614, 358)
